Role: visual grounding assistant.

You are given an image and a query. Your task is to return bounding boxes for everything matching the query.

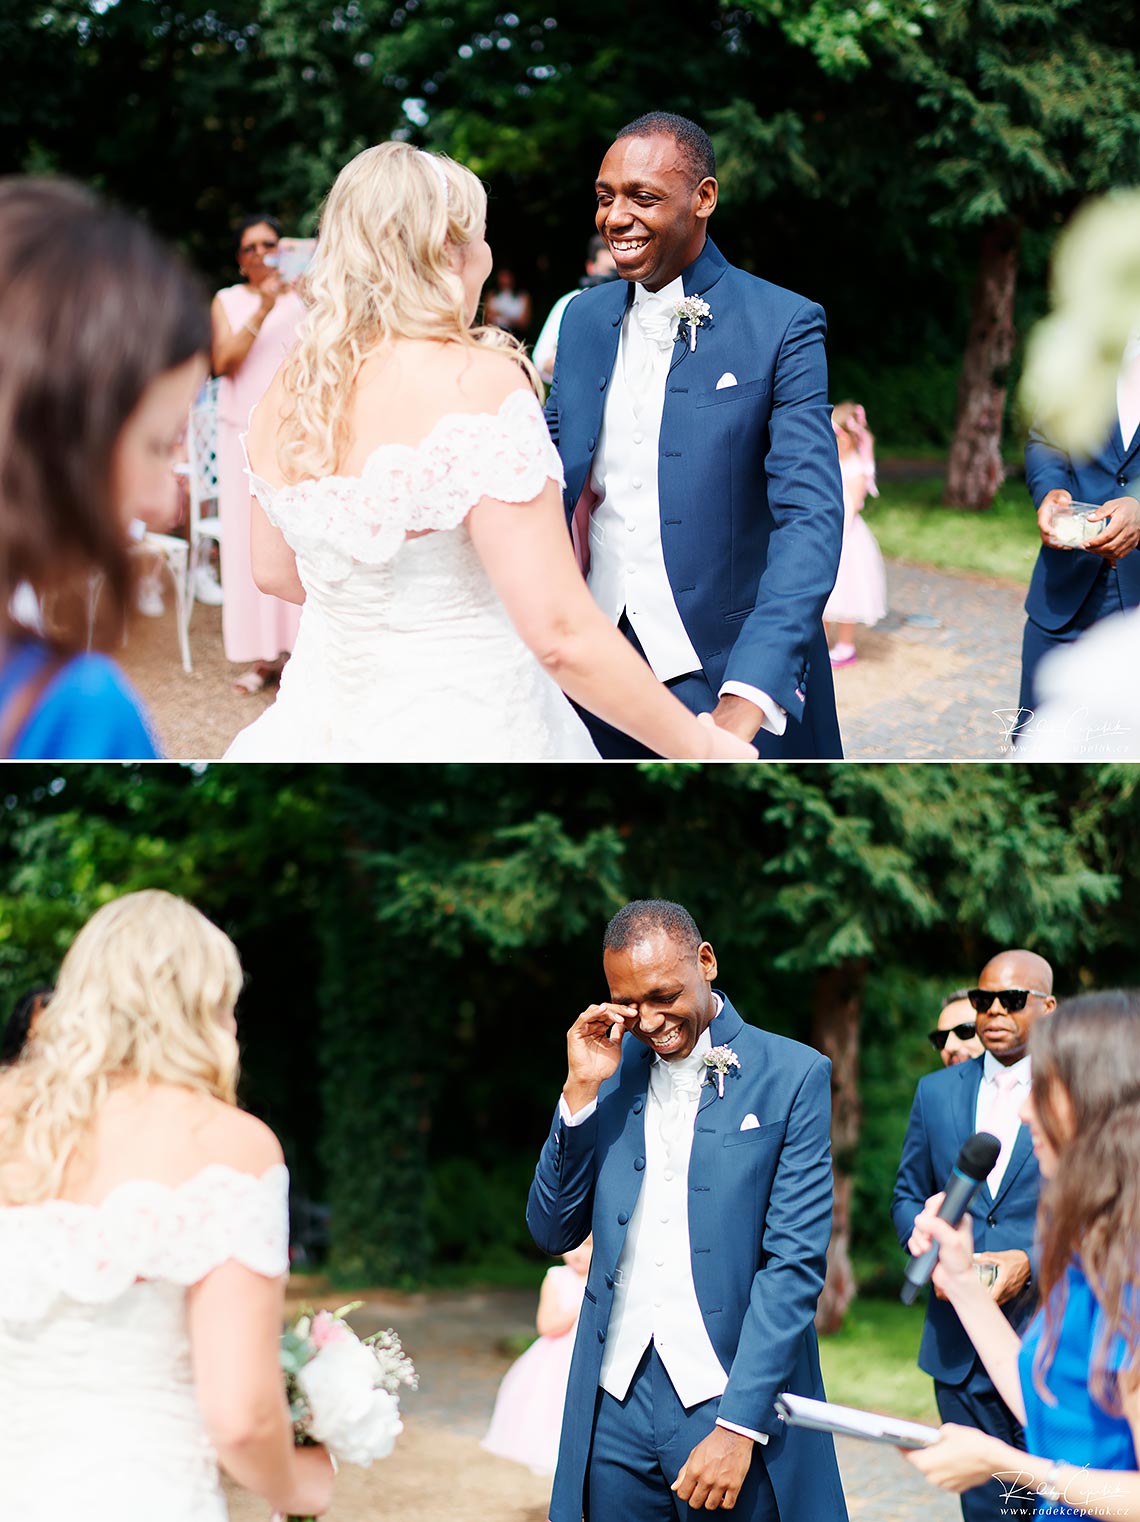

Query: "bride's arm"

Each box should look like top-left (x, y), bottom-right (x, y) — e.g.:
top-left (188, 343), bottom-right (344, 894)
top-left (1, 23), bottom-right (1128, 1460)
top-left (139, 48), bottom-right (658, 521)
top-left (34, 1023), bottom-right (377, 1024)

top-left (468, 485), bottom-right (756, 760)
top-left (250, 496), bottom-right (306, 604)
top-left (185, 1118), bottom-right (333, 1518)
top-left (188, 1261), bottom-right (332, 1515)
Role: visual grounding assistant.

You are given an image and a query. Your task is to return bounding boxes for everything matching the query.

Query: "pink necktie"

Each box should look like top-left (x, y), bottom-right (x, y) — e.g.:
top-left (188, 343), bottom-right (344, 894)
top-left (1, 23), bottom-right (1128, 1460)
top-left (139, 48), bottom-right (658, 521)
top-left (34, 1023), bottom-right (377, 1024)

top-left (982, 1071), bottom-right (1020, 1191)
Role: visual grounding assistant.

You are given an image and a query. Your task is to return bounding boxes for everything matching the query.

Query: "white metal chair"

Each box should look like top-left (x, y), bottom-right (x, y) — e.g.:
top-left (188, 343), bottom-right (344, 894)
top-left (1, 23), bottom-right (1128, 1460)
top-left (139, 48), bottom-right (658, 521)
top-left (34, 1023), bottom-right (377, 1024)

top-left (179, 377), bottom-right (222, 619)
top-left (86, 530), bottom-right (193, 675)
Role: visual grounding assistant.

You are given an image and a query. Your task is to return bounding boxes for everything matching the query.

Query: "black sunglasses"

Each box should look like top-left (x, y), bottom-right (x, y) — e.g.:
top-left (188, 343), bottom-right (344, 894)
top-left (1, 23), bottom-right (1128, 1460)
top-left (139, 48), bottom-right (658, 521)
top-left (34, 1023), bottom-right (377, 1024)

top-left (928, 1023), bottom-right (977, 1052)
top-left (966, 987), bottom-right (1048, 1014)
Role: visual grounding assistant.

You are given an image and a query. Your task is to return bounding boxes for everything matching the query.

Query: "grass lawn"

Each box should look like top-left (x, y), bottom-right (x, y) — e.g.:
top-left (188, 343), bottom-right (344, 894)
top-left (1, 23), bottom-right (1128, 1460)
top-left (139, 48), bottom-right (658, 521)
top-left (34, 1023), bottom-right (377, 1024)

top-left (819, 1297), bottom-right (939, 1424)
top-left (868, 474), bottom-right (1040, 584)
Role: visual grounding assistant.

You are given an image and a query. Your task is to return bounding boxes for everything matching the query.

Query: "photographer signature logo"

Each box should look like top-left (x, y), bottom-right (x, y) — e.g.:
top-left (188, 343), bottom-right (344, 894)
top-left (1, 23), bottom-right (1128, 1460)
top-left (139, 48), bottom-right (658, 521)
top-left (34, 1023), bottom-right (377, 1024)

top-left (993, 707), bottom-right (1133, 757)
top-left (994, 1467), bottom-right (1128, 1517)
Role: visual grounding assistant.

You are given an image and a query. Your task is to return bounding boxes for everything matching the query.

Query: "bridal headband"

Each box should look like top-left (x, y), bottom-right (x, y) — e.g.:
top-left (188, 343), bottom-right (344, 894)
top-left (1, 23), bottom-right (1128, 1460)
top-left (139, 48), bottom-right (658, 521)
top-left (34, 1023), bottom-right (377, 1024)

top-left (419, 150), bottom-right (450, 207)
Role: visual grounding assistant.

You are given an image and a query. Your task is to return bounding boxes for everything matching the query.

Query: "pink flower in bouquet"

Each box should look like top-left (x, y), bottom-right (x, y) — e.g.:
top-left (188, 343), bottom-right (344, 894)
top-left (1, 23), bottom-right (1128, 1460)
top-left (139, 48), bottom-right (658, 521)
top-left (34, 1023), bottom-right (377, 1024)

top-left (310, 1310), bottom-right (352, 1350)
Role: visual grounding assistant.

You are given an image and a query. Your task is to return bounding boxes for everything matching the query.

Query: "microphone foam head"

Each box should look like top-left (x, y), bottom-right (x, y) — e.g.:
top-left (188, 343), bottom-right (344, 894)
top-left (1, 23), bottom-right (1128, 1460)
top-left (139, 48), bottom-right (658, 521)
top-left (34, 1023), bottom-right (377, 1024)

top-left (958, 1131), bottom-right (1002, 1180)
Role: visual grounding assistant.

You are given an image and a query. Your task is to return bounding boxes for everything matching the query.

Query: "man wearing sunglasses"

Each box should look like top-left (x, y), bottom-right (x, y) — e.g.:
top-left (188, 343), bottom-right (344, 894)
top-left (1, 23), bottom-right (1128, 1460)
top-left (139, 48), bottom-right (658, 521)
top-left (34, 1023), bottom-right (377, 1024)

top-left (930, 990), bottom-right (984, 1068)
top-left (892, 949), bottom-right (1056, 1522)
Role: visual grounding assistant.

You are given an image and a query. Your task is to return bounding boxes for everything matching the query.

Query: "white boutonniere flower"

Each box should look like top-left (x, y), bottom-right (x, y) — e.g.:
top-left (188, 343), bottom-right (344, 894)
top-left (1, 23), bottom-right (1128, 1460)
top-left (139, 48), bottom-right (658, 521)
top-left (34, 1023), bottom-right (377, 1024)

top-left (703, 1044), bottom-right (740, 1098)
top-left (675, 295), bottom-right (711, 352)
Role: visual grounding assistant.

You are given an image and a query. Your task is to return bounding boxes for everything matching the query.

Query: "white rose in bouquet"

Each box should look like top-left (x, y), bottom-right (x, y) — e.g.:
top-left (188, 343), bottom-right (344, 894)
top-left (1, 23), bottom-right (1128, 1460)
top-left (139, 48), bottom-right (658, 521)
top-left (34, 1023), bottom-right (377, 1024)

top-left (297, 1335), bottom-right (404, 1465)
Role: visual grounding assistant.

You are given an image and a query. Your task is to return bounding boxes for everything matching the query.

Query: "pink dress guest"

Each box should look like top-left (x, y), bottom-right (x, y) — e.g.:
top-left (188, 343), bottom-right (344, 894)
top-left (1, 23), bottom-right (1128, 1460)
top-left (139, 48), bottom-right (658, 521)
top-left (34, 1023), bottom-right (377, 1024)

top-left (824, 442), bottom-right (888, 628)
top-left (481, 1264), bottom-right (586, 1475)
top-left (215, 284), bottom-right (305, 664)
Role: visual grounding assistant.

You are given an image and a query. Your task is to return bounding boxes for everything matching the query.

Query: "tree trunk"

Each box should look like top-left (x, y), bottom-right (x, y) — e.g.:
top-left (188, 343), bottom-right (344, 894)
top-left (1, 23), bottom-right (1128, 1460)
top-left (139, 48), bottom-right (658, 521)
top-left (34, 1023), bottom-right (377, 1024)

top-left (811, 958), bottom-right (866, 1335)
top-left (944, 215), bottom-right (1023, 510)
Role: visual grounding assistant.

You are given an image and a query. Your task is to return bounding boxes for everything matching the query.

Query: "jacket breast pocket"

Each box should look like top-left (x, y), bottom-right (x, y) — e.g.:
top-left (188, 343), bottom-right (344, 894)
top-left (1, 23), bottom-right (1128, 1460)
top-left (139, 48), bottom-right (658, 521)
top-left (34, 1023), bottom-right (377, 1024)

top-left (722, 1120), bottom-right (786, 1148)
top-left (694, 378), bottom-right (769, 409)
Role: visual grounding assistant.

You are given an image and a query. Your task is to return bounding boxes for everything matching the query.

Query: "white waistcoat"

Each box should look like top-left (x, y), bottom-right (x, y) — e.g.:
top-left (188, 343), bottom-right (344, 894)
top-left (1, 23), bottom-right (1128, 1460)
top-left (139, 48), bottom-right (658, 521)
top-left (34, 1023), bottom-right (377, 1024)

top-left (598, 1030), bottom-right (728, 1408)
top-left (587, 303), bottom-right (703, 683)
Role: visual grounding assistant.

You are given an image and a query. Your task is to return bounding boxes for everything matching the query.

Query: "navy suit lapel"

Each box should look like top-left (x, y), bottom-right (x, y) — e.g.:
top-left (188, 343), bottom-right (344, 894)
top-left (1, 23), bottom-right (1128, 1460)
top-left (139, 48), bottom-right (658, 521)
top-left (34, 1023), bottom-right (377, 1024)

top-left (955, 1057), bottom-right (987, 1196)
top-left (695, 993), bottom-right (744, 1121)
top-left (668, 237), bottom-right (730, 380)
top-left (990, 1124), bottom-right (1033, 1210)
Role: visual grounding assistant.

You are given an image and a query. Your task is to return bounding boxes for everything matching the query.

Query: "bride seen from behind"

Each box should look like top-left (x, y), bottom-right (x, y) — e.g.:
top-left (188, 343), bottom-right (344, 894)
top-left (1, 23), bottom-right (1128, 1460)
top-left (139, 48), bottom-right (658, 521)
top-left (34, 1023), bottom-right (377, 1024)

top-left (224, 142), bottom-right (755, 761)
top-left (0, 891), bottom-right (334, 1522)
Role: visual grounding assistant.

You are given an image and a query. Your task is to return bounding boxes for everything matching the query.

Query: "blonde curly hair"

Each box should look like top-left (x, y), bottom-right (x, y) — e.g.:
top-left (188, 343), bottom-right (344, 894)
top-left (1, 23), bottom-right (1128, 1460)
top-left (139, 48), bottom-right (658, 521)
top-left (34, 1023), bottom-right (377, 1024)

top-left (0, 890), bottom-right (242, 1204)
top-left (277, 142), bottom-right (540, 482)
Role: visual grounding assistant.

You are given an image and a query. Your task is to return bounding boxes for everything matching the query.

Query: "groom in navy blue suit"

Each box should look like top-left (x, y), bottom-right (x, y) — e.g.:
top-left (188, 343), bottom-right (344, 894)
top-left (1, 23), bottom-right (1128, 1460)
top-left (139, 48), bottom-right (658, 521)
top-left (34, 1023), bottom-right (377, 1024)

top-left (545, 113), bottom-right (844, 759)
top-left (527, 900), bottom-right (847, 1522)
top-left (892, 948), bottom-right (1055, 1522)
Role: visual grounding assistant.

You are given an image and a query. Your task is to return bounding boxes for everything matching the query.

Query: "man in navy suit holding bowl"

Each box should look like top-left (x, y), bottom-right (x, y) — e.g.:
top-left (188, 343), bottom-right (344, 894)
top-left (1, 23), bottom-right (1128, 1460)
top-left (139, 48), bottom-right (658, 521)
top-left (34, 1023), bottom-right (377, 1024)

top-left (545, 112), bottom-right (845, 758)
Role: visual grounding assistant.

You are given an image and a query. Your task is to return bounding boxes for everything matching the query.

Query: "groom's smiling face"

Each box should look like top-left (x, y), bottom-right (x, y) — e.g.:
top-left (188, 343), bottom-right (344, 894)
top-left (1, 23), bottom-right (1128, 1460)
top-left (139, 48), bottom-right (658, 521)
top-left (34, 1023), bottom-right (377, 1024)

top-left (595, 132), bottom-right (717, 293)
top-left (602, 929), bottom-right (717, 1061)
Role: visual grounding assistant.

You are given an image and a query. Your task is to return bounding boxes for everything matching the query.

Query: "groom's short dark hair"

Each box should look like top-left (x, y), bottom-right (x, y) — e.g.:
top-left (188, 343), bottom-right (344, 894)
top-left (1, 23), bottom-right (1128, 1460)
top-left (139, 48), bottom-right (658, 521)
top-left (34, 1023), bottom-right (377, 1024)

top-left (604, 899), bottom-right (702, 956)
top-left (614, 113), bottom-right (716, 186)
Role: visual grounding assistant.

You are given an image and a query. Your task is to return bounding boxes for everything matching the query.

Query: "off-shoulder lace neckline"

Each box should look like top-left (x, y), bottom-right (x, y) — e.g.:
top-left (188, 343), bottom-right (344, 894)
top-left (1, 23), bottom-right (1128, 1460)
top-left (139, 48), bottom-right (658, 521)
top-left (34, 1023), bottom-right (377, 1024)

top-left (0, 1161), bottom-right (288, 1215)
top-left (245, 386), bottom-right (542, 498)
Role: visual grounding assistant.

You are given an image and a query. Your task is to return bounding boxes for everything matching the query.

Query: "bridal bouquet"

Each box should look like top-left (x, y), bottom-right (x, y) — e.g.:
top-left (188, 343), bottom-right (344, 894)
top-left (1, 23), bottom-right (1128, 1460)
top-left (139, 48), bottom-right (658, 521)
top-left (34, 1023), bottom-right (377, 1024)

top-left (274, 1302), bottom-right (418, 1522)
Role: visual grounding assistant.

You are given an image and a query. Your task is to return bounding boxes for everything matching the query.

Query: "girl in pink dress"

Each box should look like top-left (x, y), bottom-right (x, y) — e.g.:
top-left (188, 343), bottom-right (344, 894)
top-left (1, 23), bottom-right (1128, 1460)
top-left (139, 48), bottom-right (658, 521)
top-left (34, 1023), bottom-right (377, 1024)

top-left (211, 215), bottom-right (305, 692)
top-left (482, 1238), bottom-right (592, 1475)
top-left (824, 400), bottom-right (888, 666)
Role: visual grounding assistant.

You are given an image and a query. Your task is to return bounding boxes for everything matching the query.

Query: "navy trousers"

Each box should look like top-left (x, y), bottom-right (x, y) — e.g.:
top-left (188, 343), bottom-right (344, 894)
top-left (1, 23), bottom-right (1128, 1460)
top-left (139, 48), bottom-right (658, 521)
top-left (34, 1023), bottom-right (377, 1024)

top-left (935, 1366), bottom-right (1035, 1522)
top-left (584, 1347), bottom-right (780, 1522)
top-left (580, 615), bottom-right (841, 760)
top-left (1018, 564), bottom-right (1124, 716)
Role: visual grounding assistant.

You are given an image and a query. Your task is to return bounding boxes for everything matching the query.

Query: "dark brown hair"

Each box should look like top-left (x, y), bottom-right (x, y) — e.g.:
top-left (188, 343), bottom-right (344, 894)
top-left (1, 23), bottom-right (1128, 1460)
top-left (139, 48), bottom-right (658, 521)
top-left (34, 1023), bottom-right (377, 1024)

top-left (1030, 990), bottom-right (1140, 1412)
top-left (0, 178), bottom-right (209, 652)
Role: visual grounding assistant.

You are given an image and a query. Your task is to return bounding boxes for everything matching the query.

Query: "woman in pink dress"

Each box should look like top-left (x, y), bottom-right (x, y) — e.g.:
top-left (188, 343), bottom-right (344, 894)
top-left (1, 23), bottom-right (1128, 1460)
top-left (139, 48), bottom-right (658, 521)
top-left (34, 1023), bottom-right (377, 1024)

top-left (482, 1239), bottom-right (592, 1475)
top-left (824, 400), bottom-right (888, 667)
top-left (211, 215), bottom-right (305, 693)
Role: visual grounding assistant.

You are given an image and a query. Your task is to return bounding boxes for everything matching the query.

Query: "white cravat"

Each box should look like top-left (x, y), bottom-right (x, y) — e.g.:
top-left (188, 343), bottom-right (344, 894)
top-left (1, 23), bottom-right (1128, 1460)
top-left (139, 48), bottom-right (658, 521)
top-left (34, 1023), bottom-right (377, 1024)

top-left (974, 1052), bottom-right (1030, 1197)
top-left (599, 1026), bottom-right (731, 1409)
top-left (1118, 335), bottom-right (1140, 453)
top-left (627, 290), bottom-right (680, 416)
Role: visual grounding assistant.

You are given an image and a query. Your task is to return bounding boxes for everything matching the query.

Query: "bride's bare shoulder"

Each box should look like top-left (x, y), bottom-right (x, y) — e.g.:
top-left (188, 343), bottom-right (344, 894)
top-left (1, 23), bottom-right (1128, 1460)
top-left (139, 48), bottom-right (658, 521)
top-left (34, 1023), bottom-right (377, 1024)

top-left (129, 1085), bottom-right (285, 1180)
top-left (434, 343), bottom-right (537, 412)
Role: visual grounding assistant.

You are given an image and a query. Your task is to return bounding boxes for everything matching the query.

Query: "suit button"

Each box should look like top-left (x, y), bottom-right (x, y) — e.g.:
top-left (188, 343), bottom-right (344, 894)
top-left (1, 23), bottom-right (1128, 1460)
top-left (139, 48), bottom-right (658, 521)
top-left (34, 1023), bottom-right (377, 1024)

top-left (605, 1273), bottom-right (614, 1289)
top-left (597, 1329), bottom-right (606, 1343)
top-left (632, 1099), bottom-right (644, 1114)
top-left (618, 1210), bottom-right (629, 1225)
top-left (1118, 474), bottom-right (1128, 485)
top-left (634, 1156), bottom-right (645, 1171)
top-left (599, 376), bottom-right (607, 390)
top-left (588, 436), bottom-right (597, 452)
top-left (987, 1215), bottom-right (997, 1227)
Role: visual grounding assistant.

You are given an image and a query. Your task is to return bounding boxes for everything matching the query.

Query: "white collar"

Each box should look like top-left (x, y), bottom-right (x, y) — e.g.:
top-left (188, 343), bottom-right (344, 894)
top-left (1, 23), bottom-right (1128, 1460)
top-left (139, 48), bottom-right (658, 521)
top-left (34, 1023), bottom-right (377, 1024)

top-left (982, 1050), bottom-right (1031, 1085)
top-left (633, 274), bottom-right (685, 312)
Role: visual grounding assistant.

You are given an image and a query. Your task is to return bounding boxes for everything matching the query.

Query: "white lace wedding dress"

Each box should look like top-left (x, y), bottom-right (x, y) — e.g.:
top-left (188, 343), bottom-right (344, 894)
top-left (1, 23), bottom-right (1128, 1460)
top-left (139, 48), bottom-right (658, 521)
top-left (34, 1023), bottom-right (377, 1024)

top-left (224, 390), bottom-right (599, 760)
top-left (0, 1163), bottom-right (290, 1522)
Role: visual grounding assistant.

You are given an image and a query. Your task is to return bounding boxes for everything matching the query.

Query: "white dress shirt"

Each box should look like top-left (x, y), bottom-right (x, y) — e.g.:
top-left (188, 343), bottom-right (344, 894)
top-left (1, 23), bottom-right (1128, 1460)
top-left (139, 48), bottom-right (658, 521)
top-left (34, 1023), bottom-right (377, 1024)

top-left (560, 999), bottom-right (766, 1442)
top-left (974, 1051), bottom-right (1031, 1197)
top-left (587, 278), bottom-right (786, 735)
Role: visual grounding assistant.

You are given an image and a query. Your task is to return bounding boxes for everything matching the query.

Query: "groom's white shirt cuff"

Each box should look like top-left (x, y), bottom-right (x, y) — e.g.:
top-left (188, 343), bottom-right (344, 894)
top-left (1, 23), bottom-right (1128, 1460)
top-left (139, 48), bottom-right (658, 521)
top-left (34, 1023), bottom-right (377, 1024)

top-left (718, 681), bottom-right (788, 737)
top-left (560, 1094), bottom-right (597, 1125)
top-left (716, 1417), bottom-right (767, 1444)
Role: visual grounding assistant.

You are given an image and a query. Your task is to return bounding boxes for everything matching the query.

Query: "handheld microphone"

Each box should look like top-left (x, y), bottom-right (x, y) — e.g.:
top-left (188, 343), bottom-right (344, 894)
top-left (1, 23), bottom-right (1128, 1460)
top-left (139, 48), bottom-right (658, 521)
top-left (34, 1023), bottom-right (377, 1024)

top-left (900, 1131), bottom-right (1001, 1306)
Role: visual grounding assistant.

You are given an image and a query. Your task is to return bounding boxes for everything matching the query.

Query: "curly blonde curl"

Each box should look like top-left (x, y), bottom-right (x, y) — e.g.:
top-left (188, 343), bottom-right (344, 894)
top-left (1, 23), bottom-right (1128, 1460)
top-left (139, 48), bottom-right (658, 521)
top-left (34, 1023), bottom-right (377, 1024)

top-left (0, 890), bottom-right (242, 1204)
top-left (278, 141), bottom-right (541, 482)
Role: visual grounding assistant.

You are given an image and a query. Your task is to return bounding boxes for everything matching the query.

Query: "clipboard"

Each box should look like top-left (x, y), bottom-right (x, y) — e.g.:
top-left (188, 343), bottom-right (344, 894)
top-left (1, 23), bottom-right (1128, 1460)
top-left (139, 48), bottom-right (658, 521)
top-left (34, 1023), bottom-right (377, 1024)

top-left (775, 1392), bottom-right (940, 1450)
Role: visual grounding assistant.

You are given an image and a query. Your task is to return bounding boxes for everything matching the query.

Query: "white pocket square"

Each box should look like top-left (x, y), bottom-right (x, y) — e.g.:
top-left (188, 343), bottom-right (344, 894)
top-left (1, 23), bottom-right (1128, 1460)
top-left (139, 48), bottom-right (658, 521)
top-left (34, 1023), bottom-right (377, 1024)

top-left (739, 1113), bottom-right (761, 1131)
top-left (716, 372), bottom-right (738, 390)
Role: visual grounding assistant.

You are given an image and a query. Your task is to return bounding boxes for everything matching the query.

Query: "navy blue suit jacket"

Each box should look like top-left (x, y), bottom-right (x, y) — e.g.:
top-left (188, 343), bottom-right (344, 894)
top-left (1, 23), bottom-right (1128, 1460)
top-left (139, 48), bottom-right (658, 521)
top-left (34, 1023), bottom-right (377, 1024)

top-left (1024, 423), bottom-right (1140, 631)
top-left (527, 996), bottom-right (848, 1522)
top-left (545, 237), bottom-right (845, 758)
top-left (890, 1057), bottom-right (1040, 1386)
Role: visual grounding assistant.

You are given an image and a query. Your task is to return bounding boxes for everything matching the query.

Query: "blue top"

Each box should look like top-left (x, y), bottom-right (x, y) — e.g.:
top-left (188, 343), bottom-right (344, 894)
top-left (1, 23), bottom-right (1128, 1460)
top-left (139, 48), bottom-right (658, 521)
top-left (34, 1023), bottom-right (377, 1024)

top-left (1019, 1261), bottom-right (1137, 1517)
top-left (0, 640), bottom-right (159, 760)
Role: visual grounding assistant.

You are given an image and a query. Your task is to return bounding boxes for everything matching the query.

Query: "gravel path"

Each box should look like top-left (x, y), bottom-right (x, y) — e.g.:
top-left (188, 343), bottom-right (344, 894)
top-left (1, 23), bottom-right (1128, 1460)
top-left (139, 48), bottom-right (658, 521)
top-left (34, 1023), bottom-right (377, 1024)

top-left (225, 1286), bottom-right (959, 1522)
top-left (120, 557), bottom-right (1026, 764)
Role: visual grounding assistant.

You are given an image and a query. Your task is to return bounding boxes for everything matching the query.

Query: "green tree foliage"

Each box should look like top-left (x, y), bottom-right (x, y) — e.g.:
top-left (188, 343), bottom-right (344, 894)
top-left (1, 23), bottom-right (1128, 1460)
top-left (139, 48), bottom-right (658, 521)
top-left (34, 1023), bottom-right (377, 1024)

top-left (0, 764), bottom-right (1135, 1300)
